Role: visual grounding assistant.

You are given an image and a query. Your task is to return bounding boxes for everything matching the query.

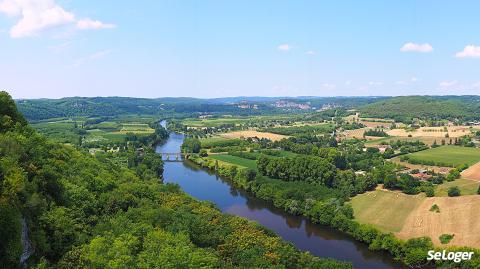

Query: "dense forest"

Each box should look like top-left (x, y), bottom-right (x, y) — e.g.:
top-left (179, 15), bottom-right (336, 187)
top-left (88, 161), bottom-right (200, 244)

top-left (359, 96), bottom-right (480, 122)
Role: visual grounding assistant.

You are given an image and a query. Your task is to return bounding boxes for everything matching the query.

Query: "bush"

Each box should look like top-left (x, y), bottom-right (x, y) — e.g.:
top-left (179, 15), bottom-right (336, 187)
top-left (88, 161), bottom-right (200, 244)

top-left (439, 234), bottom-right (454, 244)
top-left (429, 204), bottom-right (440, 213)
top-left (447, 186), bottom-right (461, 197)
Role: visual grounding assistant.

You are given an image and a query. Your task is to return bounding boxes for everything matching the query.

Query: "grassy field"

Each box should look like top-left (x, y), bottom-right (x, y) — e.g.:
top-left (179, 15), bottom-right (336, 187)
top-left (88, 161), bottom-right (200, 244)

top-left (406, 146), bottom-right (480, 167)
top-left (217, 130), bottom-right (288, 141)
top-left (199, 136), bottom-right (243, 148)
top-left (209, 154), bottom-right (257, 170)
top-left (32, 117), bottom-right (156, 145)
top-left (351, 190), bottom-right (425, 232)
top-left (364, 136), bottom-right (439, 146)
top-left (435, 178), bottom-right (480, 196)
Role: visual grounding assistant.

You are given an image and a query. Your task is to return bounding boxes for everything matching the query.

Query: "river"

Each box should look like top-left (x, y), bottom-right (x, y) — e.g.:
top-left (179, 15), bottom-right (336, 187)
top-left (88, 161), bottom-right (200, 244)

top-left (156, 130), bottom-right (405, 269)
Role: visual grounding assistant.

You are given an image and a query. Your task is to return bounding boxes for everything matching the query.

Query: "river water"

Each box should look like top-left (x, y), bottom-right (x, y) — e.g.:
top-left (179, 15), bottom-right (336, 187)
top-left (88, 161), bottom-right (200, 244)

top-left (156, 131), bottom-right (405, 269)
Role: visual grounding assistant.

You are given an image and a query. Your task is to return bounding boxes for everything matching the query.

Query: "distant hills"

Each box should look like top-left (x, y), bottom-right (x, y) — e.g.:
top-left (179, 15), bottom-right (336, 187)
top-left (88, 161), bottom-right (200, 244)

top-left (15, 95), bottom-right (480, 122)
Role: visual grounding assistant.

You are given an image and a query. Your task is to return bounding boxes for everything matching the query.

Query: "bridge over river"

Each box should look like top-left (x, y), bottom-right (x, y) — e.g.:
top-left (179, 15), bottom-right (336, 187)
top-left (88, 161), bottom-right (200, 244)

top-left (159, 152), bottom-right (188, 162)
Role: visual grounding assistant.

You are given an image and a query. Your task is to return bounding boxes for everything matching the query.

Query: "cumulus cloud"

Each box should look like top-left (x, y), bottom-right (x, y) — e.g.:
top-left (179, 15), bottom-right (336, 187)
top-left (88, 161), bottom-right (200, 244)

top-left (0, 0), bottom-right (115, 38)
top-left (439, 80), bottom-right (457, 87)
top-left (77, 18), bottom-right (116, 30)
top-left (277, 44), bottom-right (291, 51)
top-left (455, 45), bottom-right (480, 58)
top-left (400, 42), bottom-right (433, 53)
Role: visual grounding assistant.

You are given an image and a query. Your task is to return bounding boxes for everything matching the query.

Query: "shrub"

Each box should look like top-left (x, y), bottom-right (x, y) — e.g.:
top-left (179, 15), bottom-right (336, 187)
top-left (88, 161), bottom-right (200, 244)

top-left (439, 234), bottom-right (454, 244)
top-left (447, 186), bottom-right (461, 197)
top-left (429, 204), bottom-right (440, 213)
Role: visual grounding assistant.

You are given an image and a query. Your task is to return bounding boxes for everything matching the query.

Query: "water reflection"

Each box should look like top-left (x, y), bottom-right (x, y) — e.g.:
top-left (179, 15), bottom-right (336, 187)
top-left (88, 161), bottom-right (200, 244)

top-left (157, 132), bottom-right (406, 269)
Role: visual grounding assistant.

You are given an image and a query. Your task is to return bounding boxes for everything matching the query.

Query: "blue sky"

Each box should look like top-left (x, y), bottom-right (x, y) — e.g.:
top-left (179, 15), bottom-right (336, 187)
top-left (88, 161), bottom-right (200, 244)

top-left (1, 0), bottom-right (480, 99)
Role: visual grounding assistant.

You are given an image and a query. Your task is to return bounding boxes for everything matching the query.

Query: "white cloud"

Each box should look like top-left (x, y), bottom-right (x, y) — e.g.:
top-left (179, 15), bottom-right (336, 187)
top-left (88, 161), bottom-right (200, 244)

top-left (368, 81), bottom-right (383, 86)
top-left (277, 44), bottom-right (291, 51)
top-left (396, 77), bottom-right (419, 85)
top-left (439, 80), bottom-right (457, 88)
top-left (345, 80), bottom-right (352, 86)
top-left (305, 50), bottom-right (316, 55)
top-left (77, 18), bottom-right (116, 30)
top-left (71, 49), bottom-right (111, 67)
top-left (472, 82), bottom-right (480, 89)
top-left (400, 42), bottom-right (433, 53)
top-left (455, 45), bottom-right (480, 58)
top-left (0, 0), bottom-right (115, 38)
top-left (322, 83), bottom-right (335, 89)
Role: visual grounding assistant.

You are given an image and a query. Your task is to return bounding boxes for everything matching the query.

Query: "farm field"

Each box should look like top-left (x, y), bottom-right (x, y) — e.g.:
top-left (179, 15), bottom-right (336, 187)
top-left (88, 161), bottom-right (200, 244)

top-left (389, 157), bottom-right (452, 173)
top-left (353, 189), bottom-right (480, 248)
top-left (117, 123), bottom-right (155, 134)
top-left (208, 154), bottom-right (257, 170)
top-left (183, 115), bottom-right (294, 128)
top-left (461, 161), bottom-right (480, 181)
top-left (342, 128), bottom-right (369, 139)
top-left (365, 136), bottom-right (440, 146)
top-left (351, 190), bottom-right (425, 232)
top-left (217, 130), bottom-right (288, 141)
top-left (406, 146), bottom-right (480, 167)
top-left (397, 195), bottom-right (480, 248)
top-left (435, 178), bottom-right (480, 196)
top-left (387, 126), bottom-right (472, 138)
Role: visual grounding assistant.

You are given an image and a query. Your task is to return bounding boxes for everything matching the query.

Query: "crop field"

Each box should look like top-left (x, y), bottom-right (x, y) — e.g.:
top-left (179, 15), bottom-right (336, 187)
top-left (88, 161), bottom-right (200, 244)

top-left (365, 136), bottom-right (440, 146)
top-left (461, 161), bottom-right (480, 181)
top-left (342, 128), bottom-right (369, 139)
top-left (397, 195), bottom-right (480, 248)
top-left (351, 190), bottom-right (425, 232)
top-left (183, 115), bottom-right (294, 128)
top-left (209, 154), bottom-right (257, 170)
top-left (353, 189), bottom-right (480, 248)
top-left (118, 123), bottom-right (155, 134)
top-left (435, 179), bottom-right (480, 196)
top-left (217, 130), bottom-right (288, 141)
top-left (389, 157), bottom-right (453, 173)
top-left (387, 126), bottom-right (472, 138)
top-left (406, 146), bottom-right (480, 167)
top-left (199, 136), bottom-right (242, 148)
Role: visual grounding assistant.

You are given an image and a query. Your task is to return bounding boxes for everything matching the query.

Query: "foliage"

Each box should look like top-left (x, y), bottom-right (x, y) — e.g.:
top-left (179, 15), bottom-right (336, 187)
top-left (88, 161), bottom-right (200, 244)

top-left (439, 234), bottom-right (455, 244)
top-left (448, 186), bottom-right (461, 197)
top-left (364, 128), bottom-right (389, 137)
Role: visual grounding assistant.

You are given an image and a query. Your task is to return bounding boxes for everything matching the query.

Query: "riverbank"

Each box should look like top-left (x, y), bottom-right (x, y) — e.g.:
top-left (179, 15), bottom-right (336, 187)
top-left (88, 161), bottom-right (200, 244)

top-left (157, 132), bottom-right (408, 269)
top-left (185, 154), bottom-right (480, 268)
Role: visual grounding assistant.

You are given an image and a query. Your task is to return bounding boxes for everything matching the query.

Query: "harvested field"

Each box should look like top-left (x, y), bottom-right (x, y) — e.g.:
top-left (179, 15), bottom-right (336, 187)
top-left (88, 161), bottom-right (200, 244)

top-left (461, 161), bottom-right (480, 181)
top-left (365, 136), bottom-right (440, 146)
top-left (217, 130), bottom-right (288, 141)
top-left (343, 128), bottom-right (369, 139)
top-left (351, 190), bottom-right (425, 232)
top-left (387, 126), bottom-right (472, 138)
top-left (397, 195), bottom-right (480, 248)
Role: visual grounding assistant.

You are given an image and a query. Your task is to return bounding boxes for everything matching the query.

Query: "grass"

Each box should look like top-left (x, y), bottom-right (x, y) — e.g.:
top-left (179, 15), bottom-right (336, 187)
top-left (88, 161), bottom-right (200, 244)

top-left (208, 154), bottom-right (257, 170)
top-left (434, 178), bottom-right (480, 197)
top-left (351, 190), bottom-right (425, 233)
top-left (364, 136), bottom-right (439, 146)
top-left (200, 136), bottom-right (243, 148)
top-left (406, 146), bottom-right (480, 167)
